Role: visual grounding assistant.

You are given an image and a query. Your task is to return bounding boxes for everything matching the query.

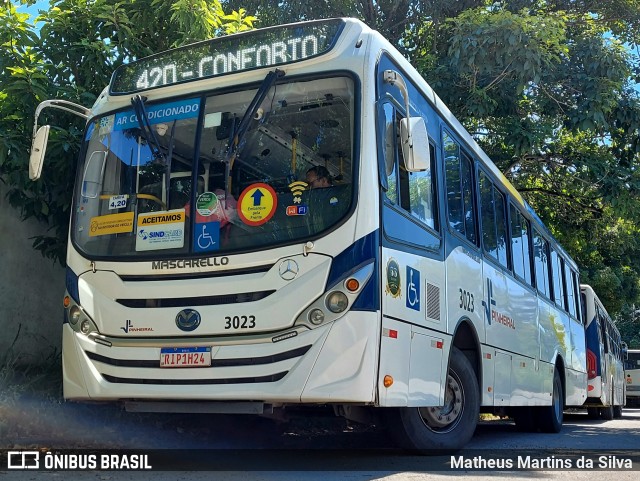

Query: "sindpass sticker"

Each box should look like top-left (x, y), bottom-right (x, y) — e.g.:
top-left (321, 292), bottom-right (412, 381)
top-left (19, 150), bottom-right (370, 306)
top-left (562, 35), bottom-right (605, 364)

top-left (136, 209), bottom-right (185, 251)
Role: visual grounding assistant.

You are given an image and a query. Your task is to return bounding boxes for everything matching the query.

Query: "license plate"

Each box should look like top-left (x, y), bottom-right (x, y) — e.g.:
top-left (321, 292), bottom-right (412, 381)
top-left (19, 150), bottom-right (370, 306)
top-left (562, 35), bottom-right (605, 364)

top-left (160, 347), bottom-right (211, 368)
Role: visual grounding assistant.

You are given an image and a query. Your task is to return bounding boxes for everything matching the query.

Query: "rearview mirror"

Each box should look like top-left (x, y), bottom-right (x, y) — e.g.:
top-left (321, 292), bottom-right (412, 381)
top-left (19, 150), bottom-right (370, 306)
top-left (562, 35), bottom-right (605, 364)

top-left (29, 125), bottom-right (50, 180)
top-left (400, 117), bottom-right (430, 172)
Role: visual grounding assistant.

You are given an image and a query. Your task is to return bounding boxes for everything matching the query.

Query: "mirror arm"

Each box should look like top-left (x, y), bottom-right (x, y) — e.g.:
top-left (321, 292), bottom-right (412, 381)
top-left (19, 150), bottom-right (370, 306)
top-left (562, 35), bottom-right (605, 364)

top-left (32, 100), bottom-right (91, 138)
top-left (383, 70), bottom-right (411, 139)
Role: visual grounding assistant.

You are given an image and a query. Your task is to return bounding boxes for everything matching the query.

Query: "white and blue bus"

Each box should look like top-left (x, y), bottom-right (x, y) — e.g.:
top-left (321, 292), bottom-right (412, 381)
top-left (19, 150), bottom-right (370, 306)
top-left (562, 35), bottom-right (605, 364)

top-left (624, 349), bottom-right (640, 407)
top-left (580, 285), bottom-right (626, 419)
top-left (29, 18), bottom-right (587, 450)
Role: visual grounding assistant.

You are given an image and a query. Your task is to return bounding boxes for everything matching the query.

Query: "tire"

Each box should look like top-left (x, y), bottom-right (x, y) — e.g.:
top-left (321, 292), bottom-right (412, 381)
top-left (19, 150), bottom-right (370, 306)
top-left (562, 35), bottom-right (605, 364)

top-left (587, 407), bottom-right (600, 420)
top-left (538, 368), bottom-right (563, 433)
top-left (601, 386), bottom-right (615, 420)
top-left (386, 346), bottom-right (480, 451)
top-left (613, 404), bottom-right (623, 418)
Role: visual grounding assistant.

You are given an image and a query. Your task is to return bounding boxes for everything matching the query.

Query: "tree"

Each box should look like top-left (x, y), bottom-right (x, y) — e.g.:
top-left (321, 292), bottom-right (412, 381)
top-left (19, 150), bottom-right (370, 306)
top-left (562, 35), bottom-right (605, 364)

top-left (419, 2), bottom-right (640, 331)
top-left (0, 0), bottom-right (255, 263)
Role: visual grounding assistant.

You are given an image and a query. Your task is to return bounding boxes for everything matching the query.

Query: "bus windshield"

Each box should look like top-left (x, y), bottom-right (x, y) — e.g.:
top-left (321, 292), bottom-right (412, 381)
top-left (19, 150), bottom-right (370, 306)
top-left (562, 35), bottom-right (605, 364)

top-left (71, 75), bottom-right (355, 259)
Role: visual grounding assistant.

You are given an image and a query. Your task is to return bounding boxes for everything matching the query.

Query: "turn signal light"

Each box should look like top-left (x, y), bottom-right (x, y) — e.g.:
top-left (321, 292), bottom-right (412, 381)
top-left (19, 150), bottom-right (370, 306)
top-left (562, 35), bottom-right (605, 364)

top-left (63, 296), bottom-right (71, 308)
top-left (345, 278), bottom-right (360, 292)
top-left (383, 375), bottom-right (394, 388)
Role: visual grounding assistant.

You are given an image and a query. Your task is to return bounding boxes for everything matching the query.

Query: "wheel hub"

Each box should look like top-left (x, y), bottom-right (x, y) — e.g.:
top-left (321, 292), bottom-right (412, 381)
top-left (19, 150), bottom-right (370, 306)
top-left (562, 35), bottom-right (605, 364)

top-left (419, 373), bottom-right (464, 430)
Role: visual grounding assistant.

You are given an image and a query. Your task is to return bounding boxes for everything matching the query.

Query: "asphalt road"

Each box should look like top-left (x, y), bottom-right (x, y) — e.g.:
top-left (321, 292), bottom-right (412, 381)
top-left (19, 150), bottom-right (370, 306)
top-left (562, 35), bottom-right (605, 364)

top-left (2, 404), bottom-right (639, 479)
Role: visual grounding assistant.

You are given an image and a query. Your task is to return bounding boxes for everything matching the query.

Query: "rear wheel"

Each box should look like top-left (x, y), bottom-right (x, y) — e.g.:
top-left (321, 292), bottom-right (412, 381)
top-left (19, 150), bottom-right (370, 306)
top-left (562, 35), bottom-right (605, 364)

top-left (386, 347), bottom-right (479, 451)
top-left (538, 368), bottom-right (563, 433)
top-left (613, 404), bottom-right (623, 418)
top-left (601, 386), bottom-right (615, 420)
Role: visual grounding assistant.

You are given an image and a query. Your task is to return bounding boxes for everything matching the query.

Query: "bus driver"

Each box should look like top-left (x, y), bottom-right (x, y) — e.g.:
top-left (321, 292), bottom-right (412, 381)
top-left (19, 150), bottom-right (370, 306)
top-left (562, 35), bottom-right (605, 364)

top-left (305, 165), bottom-right (333, 189)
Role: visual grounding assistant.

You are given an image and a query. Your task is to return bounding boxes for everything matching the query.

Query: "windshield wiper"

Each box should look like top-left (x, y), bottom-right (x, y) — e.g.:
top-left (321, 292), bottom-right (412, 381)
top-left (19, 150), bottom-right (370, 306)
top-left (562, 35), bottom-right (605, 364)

top-left (226, 69), bottom-right (285, 163)
top-left (131, 95), bottom-right (165, 163)
top-left (222, 69), bottom-right (284, 207)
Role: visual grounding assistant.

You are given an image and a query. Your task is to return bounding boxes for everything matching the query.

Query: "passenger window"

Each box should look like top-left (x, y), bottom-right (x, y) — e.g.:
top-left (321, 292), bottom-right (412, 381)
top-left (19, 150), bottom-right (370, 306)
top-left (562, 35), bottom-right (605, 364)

top-left (445, 131), bottom-right (476, 244)
top-left (564, 264), bottom-right (577, 318)
top-left (550, 249), bottom-right (566, 310)
top-left (510, 205), bottom-right (532, 285)
top-left (533, 229), bottom-right (550, 297)
top-left (572, 270), bottom-right (582, 320)
top-left (479, 172), bottom-right (508, 268)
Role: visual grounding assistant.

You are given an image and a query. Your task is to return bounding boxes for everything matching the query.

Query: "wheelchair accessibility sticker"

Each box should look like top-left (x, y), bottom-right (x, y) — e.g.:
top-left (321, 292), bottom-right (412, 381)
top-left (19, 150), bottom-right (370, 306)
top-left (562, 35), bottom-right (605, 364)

top-left (406, 266), bottom-right (420, 311)
top-left (194, 221), bottom-right (220, 252)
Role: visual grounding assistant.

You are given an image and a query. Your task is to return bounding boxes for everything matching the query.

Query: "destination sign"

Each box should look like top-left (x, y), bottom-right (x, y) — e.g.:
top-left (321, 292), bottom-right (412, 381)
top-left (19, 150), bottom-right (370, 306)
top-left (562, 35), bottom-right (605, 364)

top-left (109, 19), bottom-right (344, 95)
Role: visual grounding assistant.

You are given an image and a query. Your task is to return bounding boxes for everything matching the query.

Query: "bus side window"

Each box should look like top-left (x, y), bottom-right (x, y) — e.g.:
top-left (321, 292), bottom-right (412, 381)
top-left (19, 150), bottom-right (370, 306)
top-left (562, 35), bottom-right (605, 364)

top-left (380, 103), bottom-right (398, 204)
top-left (479, 171), bottom-right (508, 268)
top-left (564, 263), bottom-right (577, 318)
top-left (444, 132), bottom-right (477, 244)
top-left (533, 229), bottom-right (551, 298)
top-left (550, 248), bottom-right (565, 310)
top-left (405, 144), bottom-right (437, 229)
top-left (572, 270), bottom-right (582, 321)
top-left (380, 103), bottom-right (437, 230)
top-left (510, 205), bottom-right (533, 286)
top-left (598, 308), bottom-right (609, 353)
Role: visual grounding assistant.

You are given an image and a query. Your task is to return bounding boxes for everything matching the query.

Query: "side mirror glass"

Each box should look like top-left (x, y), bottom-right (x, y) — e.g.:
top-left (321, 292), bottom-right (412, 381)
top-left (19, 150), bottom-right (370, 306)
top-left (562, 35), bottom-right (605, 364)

top-left (400, 117), bottom-right (430, 172)
top-left (29, 125), bottom-right (50, 180)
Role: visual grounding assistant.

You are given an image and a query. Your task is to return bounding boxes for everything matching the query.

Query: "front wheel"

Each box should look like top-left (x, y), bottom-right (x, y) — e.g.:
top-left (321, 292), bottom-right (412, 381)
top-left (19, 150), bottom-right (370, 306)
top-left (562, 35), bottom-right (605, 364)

top-left (385, 346), bottom-right (479, 451)
top-left (538, 368), bottom-right (563, 433)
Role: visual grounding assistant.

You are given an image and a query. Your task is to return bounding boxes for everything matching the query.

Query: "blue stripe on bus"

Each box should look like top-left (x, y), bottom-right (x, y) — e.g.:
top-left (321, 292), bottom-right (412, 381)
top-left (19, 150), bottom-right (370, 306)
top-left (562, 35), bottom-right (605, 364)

top-left (66, 267), bottom-right (80, 305)
top-left (327, 230), bottom-right (380, 312)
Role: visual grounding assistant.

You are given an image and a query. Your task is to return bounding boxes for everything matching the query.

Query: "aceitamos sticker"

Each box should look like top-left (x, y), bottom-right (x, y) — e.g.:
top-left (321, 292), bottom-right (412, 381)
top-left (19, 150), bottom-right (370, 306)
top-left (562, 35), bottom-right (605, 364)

top-left (136, 209), bottom-right (185, 251)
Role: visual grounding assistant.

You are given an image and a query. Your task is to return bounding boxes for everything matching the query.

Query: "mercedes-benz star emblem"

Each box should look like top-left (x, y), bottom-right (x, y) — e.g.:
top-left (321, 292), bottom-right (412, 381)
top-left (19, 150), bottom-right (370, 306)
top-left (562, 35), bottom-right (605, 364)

top-left (175, 309), bottom-right (201, 332)
top-left (279, 259), bottom-right (299, 281)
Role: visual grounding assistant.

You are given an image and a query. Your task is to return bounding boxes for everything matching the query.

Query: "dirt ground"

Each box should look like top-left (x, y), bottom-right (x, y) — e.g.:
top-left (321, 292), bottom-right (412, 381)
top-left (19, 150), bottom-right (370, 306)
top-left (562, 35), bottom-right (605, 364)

top-left (0, 367), bottom-right (387, 450)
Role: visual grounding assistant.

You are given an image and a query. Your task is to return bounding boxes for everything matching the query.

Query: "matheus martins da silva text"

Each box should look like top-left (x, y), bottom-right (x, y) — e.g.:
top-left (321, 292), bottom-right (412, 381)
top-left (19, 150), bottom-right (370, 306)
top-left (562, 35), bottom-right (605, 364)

top-left (451, 455), bottom-right (633, 470)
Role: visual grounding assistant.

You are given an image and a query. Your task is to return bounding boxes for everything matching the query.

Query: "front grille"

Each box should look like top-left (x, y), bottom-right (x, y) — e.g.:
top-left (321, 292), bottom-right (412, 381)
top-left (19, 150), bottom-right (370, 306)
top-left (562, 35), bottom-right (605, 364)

top-left (116, 290), bottom-right (275, 308)
top-left (86, 345), bottom-right (312, 368)
top-left (103, 372), bottom-right (287, 385)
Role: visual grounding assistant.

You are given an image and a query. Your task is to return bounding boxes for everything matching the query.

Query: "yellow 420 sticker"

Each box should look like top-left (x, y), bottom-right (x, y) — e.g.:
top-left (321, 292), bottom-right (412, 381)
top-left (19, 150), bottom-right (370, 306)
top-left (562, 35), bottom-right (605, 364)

top-left (237, 183), bottom-right (278, 226)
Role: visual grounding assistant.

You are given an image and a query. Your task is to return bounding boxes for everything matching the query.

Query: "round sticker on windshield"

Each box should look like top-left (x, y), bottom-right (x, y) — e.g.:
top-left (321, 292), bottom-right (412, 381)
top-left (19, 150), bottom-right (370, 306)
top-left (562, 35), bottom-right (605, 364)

top-left (237, 183), bottom-right (278, 226)
top-left (196, 192), bottom-right (219, 216)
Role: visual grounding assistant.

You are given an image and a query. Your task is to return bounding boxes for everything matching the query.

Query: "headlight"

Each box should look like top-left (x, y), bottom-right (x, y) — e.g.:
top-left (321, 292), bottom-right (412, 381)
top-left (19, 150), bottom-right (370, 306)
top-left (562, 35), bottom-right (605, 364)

top-left (80, 320), bottom-right (93, 334)
top-left (69, 305), bottom-right (81, 325)
top-left (326, 291), bottom-right (348, 313)
top-left (308, 308), bottom-right (325, 325)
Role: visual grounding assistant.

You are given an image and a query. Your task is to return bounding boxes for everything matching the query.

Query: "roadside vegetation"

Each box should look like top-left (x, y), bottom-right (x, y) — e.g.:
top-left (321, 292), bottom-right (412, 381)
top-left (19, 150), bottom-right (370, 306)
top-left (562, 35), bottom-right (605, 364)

top-left (1, 1), bottom-right (639, 345)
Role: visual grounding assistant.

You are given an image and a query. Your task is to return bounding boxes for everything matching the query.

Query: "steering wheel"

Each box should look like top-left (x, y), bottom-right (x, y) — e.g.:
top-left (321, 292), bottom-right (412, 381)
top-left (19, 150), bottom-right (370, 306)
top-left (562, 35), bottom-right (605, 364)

top-left (135, 193), bottom-right (167, 210)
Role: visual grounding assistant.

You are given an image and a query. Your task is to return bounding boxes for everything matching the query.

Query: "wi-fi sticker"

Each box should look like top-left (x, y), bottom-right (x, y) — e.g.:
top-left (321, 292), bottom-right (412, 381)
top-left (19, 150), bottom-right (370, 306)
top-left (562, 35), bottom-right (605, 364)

top-left (288, 181), bottom-right (308, 197)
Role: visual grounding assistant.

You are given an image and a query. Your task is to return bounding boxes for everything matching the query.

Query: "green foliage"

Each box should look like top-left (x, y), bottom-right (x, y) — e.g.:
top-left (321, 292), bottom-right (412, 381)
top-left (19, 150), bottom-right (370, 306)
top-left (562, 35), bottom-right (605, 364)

top-left (2, 0), bottom-right (640, 341)
top-left (0, 0), bottom-right (255, 265)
